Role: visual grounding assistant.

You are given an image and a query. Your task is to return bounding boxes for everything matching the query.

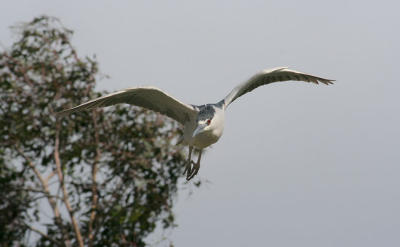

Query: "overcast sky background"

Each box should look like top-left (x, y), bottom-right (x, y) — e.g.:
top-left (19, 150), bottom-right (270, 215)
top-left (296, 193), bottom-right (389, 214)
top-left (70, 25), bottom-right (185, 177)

top-left (1, 1), bottom-right (399, 246)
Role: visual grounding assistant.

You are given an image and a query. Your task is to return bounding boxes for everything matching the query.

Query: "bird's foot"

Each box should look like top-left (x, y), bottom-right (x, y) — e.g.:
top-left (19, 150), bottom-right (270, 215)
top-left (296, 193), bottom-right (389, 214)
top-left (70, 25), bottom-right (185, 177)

top-left (186, 161), bottom-right (200, 181)
top-left (183, 160), bottom-right (195, 177)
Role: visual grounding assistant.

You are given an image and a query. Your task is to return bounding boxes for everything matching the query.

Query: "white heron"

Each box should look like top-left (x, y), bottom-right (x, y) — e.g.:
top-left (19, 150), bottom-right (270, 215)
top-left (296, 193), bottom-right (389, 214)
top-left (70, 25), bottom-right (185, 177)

top-left (58, 67), bottom-right (334, 180)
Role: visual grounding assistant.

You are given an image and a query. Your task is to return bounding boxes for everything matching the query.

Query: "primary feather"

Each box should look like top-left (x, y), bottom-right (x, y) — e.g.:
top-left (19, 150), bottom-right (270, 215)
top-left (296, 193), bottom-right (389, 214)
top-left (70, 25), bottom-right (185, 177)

top-left (223, 67), bottom-right (334, 107)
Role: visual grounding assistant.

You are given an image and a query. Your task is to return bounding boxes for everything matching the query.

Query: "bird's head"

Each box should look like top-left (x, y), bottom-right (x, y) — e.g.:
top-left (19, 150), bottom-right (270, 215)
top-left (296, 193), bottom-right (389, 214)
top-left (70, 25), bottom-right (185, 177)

top-left (193, 118), bottom-right (213, 137)
top-left (192, 104), bottom-right (219, 138)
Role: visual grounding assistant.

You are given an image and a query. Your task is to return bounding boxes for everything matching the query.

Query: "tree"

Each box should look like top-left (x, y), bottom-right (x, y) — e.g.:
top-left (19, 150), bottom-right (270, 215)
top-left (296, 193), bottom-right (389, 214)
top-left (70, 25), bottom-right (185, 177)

top-left (0, 16), bottom-right (197, 247)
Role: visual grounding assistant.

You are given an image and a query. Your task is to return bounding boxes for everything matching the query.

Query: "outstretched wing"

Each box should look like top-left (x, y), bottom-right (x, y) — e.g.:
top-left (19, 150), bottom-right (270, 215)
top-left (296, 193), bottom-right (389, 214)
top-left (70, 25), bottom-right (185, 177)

top-left (223, 67), bottom-right (334, 108)
top-left (57, 86), bottom-right (198, 124)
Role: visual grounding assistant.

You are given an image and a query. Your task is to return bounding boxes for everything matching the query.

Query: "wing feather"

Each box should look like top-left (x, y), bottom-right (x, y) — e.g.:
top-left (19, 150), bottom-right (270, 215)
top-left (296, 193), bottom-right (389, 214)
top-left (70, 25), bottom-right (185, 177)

top-left (57, 87), bottom-right (197, 124)
top-left (223, 67), bottom-right (334, 107)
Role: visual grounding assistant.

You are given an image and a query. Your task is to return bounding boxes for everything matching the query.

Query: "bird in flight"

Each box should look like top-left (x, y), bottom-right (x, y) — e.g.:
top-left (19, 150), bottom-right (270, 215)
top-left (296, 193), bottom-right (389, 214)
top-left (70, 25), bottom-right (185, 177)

top-left (58, 67), bottom-right (334, 180)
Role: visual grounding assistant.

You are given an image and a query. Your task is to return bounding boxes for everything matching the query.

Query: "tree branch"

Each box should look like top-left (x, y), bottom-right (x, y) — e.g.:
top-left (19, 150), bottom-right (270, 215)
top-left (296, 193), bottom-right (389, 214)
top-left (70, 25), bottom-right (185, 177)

top-left (88, 111), bottom-right (101, 246)
top-left (93, 180), bottom-right (127, 239)
top-left (15, 146), bottom-right (47, 188)
top-left (54, 121), bottom-right (84, 247)
top-left (14, 145), bottom-right (71, 246)
top-left (25, 223), bottom-right (62, 246)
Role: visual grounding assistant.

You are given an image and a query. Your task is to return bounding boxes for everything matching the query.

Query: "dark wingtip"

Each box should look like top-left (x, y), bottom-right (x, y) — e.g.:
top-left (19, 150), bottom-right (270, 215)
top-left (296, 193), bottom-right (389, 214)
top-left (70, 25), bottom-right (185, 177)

top-left (326, 79), bottom-right (335, 85)
top-left (319, 78), bottom-right (335, 85)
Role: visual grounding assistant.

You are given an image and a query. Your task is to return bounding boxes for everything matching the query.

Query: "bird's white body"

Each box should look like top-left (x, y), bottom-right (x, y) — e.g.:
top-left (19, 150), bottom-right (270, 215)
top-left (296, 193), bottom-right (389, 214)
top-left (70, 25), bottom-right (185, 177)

top-left (58, 67), bottom-right (334, 180)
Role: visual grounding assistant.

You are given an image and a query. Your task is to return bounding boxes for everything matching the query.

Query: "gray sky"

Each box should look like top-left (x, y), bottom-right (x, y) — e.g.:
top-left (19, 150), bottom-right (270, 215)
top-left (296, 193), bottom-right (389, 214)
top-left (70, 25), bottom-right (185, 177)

top-left (2, 1), bottom-right (399, 246)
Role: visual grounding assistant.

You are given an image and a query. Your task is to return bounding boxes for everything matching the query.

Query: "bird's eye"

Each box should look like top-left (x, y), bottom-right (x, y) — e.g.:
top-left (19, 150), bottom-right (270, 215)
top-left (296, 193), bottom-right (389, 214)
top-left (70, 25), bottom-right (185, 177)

top-left (206, 119), bottom-right (211, 125)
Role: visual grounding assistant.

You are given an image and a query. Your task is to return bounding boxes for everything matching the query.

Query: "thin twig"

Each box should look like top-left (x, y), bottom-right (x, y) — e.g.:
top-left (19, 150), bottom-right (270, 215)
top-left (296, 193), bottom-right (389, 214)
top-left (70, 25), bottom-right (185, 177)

top-left (46, 170), bottom-right (56, 182)
top-left (3, 53), bottom-right (35, 87)
top-left (20, 187), bottom-right (64, 201)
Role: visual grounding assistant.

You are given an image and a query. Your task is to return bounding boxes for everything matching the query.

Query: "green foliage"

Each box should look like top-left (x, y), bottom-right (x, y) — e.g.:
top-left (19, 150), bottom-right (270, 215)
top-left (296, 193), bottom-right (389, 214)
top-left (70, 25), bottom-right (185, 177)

top-left (0, 16), bottom-right (195, 247)
top-left (0, 155), bottom-right (30, 247)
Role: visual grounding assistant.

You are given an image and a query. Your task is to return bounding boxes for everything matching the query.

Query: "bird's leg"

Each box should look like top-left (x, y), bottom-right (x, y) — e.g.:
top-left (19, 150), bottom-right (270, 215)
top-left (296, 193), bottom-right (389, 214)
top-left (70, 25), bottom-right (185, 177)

top-left (187, 149), bottom-right (202, 181)
top-left (183, 146), bottom-right (193, 176)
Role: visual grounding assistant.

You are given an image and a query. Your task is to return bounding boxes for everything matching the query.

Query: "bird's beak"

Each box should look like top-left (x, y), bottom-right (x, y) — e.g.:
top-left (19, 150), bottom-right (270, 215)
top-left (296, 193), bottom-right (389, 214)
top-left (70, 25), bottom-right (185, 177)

top-left (192, 124), bottom-right (207, 138)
